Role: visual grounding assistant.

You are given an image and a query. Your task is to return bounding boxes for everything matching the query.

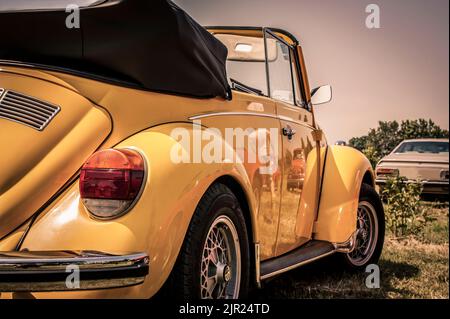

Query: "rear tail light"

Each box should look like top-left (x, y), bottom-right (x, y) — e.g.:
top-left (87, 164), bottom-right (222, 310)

top-left (80, 149), bottom-right (146, 219)
top-left (376, 167), bottom-right (399, 177)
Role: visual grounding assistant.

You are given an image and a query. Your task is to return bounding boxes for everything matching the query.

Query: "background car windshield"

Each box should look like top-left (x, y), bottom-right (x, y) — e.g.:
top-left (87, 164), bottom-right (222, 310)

top-left (0, 0), bottom-right (103, 11)
top-left (395, 141), bottom-right (449, 154)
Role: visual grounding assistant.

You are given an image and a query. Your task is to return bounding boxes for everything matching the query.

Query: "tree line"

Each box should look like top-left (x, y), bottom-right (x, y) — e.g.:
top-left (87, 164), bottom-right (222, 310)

top-left (348, 119), bottom-right (449, 167)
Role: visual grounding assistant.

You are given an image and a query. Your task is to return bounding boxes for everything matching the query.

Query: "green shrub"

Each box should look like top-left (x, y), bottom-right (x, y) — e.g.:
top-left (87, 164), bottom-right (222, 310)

top-left (380, 175), bottom-right (434, 237)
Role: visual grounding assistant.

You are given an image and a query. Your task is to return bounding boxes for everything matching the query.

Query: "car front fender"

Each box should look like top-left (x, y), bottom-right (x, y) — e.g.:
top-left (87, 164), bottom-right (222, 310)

top-left (314, 146), bottom-right (374, 243)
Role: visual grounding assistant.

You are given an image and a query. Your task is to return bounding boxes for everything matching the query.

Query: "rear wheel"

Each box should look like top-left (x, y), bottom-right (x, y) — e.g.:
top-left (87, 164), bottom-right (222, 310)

top-left (169, 183), bottom-right (250, 299)
top-left (200, 215), bottom-right (241, 298)
top-left (340, 183), bottom-right (385, 270)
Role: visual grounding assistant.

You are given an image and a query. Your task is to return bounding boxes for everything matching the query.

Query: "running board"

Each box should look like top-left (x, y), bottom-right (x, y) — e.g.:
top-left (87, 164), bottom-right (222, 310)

top-left (260, 240), bottom-right (335, 280)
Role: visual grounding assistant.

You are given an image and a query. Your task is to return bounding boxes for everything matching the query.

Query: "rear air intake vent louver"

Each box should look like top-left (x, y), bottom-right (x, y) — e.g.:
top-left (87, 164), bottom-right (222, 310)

top-left (0, 88), bottom-right (60, 131)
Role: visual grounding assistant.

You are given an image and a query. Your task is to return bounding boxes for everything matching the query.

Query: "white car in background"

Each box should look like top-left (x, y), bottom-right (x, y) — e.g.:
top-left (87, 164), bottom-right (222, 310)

top-left (376, 139), bottom-right (449, 196)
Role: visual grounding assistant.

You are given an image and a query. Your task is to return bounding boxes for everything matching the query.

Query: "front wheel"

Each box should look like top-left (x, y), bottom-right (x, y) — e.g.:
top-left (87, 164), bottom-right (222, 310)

top-left (340, 183), bottom-right (385, 270)
top-left (169, 183), bottom-right (250, 299)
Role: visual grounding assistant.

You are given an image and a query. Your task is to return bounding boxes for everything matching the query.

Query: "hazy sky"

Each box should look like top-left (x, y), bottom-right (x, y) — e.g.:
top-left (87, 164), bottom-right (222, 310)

top-left (176, 0), bottom-right (449, 143)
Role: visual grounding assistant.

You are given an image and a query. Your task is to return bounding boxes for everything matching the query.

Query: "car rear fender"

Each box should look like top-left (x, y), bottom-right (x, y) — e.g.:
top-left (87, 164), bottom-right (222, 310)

top-left (17, 122), bottom-right (257, 298)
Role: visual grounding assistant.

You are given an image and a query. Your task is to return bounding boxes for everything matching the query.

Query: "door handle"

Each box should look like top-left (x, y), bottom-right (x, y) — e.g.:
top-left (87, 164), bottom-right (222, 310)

top-left (282, 127), bottom-right (296, 140)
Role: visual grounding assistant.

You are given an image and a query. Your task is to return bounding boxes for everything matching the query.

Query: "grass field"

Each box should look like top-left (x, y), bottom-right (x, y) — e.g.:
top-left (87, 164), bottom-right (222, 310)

top-left (253, 203), bottom-right (449, 299)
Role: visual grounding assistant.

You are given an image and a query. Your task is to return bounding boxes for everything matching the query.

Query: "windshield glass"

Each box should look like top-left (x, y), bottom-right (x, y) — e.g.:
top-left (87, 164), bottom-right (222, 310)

top-left (395, 141), bottom-right (449, 154)
top-left (0, 0), bottom-right (104, 11)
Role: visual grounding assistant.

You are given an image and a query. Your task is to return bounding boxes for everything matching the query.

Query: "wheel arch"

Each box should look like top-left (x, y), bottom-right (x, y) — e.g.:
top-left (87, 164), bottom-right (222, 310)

top-left (214, 176), bottom-right (256, 245)
top-left (212, 175), bottom-right (258, 286)
top-left (362, 168), bottom-right (375, 188)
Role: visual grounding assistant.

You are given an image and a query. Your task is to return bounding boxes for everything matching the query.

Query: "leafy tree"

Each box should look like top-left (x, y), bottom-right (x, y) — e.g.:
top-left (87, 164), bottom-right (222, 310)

top-left (400, 119), bottom-right (449, 140)
top-left (348, 135), bottom-right (367, 152)
top-left (348, 119), bottom-right (449, 167)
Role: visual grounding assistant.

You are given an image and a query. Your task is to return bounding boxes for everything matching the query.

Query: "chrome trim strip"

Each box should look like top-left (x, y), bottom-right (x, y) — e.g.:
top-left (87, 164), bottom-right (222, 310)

top-left (278, 114), bottom-right (315, 130)
top-left (376, 179), bottom-right (449, 185)
top-left (189, 111), bottom-right (315, 130)
top-left (257, 231), bottom-right (360, 281)
top-left (189, 111), bottom-right (279, 121)
top-left (0, 252), bottom-right (147, 271)
top-left (378, 159), bottom-right (448, 164)
top-left (260, 250), bottom-right (335, 280)
top-left (255, 243), bottom-right (261, 288)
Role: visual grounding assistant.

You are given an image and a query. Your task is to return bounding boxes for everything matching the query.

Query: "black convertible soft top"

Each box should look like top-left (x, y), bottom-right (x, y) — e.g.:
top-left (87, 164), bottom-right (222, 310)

top-left (0, 0), bottom-right (231, 99)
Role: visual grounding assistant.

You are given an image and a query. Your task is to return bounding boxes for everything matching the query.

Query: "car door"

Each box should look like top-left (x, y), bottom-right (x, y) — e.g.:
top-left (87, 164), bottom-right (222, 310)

top-left (264, 30), bottom-right (319, 256)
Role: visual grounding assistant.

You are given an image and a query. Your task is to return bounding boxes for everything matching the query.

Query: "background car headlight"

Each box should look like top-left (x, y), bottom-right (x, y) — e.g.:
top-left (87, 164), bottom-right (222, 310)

top-left (79, 148), bottom-right (146, 219)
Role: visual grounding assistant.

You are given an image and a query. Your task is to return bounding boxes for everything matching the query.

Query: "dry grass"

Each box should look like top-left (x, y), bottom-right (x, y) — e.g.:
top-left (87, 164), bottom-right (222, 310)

top-left (252, 205), bottom-right (449, 299)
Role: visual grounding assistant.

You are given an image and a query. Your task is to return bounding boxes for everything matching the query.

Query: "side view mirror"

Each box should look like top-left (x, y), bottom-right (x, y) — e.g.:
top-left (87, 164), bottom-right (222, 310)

top-left (311, 85), bottom-right (332, 105)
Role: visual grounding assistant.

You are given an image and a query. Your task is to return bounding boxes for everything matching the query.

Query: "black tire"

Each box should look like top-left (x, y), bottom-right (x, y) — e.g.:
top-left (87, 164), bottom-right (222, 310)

top-left (167, 183), bottom-right (250, 299)
top-left (337, 183), bottom-right (385, 271)
top-left (378, 185), bottom-right (388, 203)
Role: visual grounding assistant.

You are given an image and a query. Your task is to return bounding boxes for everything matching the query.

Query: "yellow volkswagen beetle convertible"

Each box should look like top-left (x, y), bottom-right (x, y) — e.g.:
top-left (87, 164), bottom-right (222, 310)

top-left (0, 0), bottom-right (384, 299)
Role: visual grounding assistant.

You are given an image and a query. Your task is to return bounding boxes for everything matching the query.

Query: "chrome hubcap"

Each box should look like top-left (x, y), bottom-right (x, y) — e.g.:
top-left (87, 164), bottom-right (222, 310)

top-left (216, 263), bottom-right (231, 283)
top-left (347, 201), bottom-right (378, 266)
top-left (200, 215), bottom-right (241, 299)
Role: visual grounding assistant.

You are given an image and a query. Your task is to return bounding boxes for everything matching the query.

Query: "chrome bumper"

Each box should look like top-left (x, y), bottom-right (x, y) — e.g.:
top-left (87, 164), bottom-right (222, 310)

top-left (0, 251), bottom-right (149, 292)
top-left (376, 179), bottom-right (449, 186)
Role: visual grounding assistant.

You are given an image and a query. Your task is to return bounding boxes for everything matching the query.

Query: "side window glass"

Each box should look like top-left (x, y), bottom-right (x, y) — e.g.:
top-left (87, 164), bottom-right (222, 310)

top-left (266, 33), bottom-right (294, 104)
top-left (216, 30), bottom-right (305, 106)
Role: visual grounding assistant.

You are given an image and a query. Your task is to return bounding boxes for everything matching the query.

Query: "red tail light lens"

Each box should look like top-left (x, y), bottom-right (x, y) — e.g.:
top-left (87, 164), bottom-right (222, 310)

top-left (376, 167), bottom-right (399, 177)
top-left (80, 149), bottom-right (146, 219)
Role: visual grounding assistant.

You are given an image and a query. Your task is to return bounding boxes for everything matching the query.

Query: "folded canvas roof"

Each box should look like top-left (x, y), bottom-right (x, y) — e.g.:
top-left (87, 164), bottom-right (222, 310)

top-left (0, 0), bottom-right (230, 99)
